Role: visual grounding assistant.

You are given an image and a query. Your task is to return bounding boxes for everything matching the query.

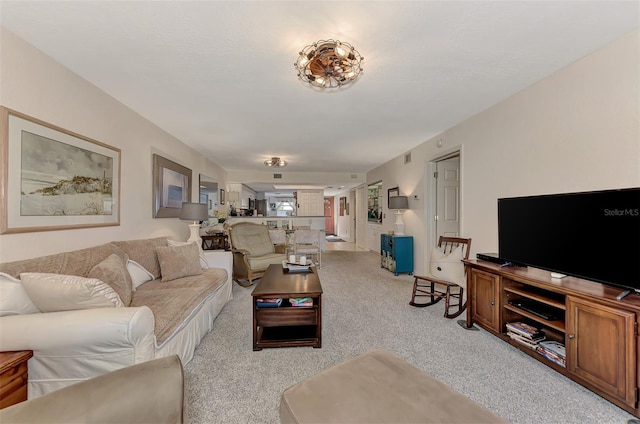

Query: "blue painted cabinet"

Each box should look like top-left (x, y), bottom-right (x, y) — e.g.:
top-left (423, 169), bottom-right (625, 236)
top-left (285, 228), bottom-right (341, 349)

top-left (380, 234), bottom-right (414, 276)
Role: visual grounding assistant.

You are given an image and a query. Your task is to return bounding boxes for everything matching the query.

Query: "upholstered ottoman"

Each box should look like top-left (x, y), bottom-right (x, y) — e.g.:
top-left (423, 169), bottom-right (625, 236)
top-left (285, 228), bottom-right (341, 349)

top-left (279, 349), bottom-right (508, 424)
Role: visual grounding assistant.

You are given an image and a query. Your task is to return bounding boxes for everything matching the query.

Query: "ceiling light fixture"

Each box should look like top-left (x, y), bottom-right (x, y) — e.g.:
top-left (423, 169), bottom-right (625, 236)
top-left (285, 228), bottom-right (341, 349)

top-left (295, 39), bottom-right (364, 89)
top-left (264, 157), bottom-right (288, 167)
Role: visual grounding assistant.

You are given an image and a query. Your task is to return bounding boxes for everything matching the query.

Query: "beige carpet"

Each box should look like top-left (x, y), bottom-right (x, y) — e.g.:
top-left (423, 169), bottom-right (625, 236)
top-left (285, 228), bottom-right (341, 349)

top-left (184, 250), bottom-right (635, 423)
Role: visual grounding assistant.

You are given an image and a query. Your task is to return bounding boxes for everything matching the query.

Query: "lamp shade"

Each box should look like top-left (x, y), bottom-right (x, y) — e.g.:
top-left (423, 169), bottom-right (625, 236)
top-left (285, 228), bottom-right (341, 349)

top-left (389, 196), bottom-right (409, 210)
top-left (179, 202), bottom-right (208, 221)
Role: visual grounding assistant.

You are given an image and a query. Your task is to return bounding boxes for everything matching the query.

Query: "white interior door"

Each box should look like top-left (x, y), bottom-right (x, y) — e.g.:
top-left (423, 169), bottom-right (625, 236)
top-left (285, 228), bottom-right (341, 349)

top-left (349, 189), bottom-right (357, 243)
top-left (435, 156), bottom-right (460, 239)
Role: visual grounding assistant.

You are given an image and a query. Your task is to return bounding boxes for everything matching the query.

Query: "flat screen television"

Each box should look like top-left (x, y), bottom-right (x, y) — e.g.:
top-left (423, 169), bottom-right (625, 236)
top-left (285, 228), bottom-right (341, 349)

top-left (498, 187), bottom-right (640, 295)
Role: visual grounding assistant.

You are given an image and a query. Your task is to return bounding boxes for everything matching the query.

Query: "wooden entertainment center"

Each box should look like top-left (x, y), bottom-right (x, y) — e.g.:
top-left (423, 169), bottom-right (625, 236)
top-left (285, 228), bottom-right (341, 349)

top-left (464, 259), bottom-right (640, 417)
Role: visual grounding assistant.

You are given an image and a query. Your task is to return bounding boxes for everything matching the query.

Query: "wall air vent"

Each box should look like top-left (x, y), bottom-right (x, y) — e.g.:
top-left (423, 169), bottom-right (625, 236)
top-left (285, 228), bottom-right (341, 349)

top-left (350, 174), bottom-right (358, 179)
top-left (404, 152), bottom-right (412, 165)
top-left (273, 173), bottom-right (282, 179)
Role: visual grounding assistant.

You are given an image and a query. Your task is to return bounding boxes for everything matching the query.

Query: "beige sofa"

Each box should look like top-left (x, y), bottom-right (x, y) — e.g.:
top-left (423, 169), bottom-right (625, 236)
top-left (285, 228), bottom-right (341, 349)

top-left (0, 236), bottom-right (232, 398)
top-left (0, 355), bottom-right (185, 424)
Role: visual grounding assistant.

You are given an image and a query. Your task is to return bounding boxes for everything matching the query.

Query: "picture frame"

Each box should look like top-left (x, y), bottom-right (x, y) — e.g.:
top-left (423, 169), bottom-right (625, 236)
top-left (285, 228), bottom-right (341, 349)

top-left (220, 188), bottom-right (225, 205)
top-left (388, 186), bottom-right (399, 206)
top-left (152, 154), bottom-right (192, 218)
top-left (1, 107), bottom-right (121, 234)
top-left (339, 196), bottom-right (346, 216)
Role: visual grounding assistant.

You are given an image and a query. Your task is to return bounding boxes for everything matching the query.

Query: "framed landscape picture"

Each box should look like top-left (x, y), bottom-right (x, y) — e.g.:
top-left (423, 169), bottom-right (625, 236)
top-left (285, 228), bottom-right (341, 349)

top-left (152, 154), bottom-right (192, 218)
top-left (0, 107), bottom-right (121, 234)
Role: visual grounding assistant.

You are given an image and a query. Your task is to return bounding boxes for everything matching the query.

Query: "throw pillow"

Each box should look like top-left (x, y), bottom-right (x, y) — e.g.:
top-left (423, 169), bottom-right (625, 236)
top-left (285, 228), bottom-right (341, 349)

top-left (0, 272), bottom-right (40, 316)
top-left (156, 243), bottom-right (203, 282)
top-left (20, 273), bottom-right (124, 312)
top-left (88, 254), bottom-right (133, 306)
top-left (112, 237), bottom-right (168, 279)
top-left (127, 260), bottom-right (155, 290)
top-left (430, 245), bottom-right (465, 286)
top-left (167, 239), bottom-right (209, 270)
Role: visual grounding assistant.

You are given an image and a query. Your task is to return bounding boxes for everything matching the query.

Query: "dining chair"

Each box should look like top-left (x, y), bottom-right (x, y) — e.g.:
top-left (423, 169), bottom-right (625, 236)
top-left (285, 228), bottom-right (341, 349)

top-left (292, 229), bottom-right (323, 267)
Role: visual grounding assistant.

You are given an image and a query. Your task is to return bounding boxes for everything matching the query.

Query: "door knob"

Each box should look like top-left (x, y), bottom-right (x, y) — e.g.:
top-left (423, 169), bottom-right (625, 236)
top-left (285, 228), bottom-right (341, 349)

top-left (568, 334), bottom-right (575, 339)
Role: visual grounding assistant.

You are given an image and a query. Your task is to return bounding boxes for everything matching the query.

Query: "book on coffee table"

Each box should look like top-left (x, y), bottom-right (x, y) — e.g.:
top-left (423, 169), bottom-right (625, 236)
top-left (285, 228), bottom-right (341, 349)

top-left (289, 297), bottom-right (313, 307)
top-left (256, 298), bottom-right (282, 308)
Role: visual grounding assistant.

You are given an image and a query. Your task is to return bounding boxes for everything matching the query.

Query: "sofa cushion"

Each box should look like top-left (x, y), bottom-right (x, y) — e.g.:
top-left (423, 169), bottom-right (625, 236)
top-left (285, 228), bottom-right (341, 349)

top-left (20, 272), bottom-right (124, 312)
top-left (113, 237), bottom-right (168, 280)
top-left (0, 272), bottom-right (40, 316)
top-left (247, 253), bottom-right (287, 270)
top-left (167, 240), bottom-right (209, 270)
top-left (0, 243), bottom-right (129, 280)
top-left (88, 253), bottom-right (133, 306)
top-left (132, 268), bottom-right (228, 344)
top-left (127, 260), bottom-right (154, 290)
top-left (156, 243), bottom-right (203, 282)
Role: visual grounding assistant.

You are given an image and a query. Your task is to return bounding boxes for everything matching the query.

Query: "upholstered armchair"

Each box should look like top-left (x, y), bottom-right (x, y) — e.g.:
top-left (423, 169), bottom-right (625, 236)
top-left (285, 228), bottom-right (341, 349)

top-left (228, 222), bottom-right (287, 287)
top-left (269, 228), bottom-right (289, 255)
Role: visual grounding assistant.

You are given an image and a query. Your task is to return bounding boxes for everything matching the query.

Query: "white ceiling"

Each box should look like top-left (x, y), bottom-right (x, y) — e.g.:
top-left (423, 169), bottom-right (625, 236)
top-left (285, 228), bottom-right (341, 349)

top-left (1, 1), bottom-right (639, 194)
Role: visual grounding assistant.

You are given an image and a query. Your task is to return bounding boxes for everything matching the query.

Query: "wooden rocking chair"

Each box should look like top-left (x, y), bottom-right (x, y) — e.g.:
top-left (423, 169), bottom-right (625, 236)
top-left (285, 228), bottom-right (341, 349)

top-left (409, 236), bottom-right (472, 318)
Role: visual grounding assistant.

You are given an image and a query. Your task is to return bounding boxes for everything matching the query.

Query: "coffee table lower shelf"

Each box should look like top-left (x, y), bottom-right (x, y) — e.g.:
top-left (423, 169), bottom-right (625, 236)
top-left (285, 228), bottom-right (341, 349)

top-left (255, 325), bottom-right (320, 350)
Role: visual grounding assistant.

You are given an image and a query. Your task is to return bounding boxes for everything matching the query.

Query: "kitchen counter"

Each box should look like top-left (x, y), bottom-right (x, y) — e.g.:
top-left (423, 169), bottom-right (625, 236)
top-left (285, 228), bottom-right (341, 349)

top-left (226, 216), bottom-right (326, 231)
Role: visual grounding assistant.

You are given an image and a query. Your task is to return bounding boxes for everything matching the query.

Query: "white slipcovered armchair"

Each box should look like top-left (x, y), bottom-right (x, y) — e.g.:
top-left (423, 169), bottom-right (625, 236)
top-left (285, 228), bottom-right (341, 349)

top-left (292, 229), bottom-right (323, 267)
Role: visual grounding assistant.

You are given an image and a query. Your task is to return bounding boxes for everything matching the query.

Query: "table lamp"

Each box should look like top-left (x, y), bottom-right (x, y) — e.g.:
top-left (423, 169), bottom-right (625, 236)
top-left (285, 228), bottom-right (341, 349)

top-left (389, 195), bottom-right (409, 235)
top-left (179, 202), bottom-right (208, 244)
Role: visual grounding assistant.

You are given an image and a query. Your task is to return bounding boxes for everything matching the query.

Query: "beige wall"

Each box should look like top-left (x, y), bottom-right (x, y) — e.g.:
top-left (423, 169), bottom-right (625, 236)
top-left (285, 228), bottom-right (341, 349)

top-left (369, 29), bottom-right (639, 274)
top-left (0, 28), bottom-right (227, 262)
top-left (2, 28), bottom-right (638, 266)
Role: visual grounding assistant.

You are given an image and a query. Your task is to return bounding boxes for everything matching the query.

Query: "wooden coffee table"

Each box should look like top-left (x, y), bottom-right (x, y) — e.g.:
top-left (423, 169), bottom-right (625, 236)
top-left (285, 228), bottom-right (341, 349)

top-left (251, 264), bottom-right (323, 351)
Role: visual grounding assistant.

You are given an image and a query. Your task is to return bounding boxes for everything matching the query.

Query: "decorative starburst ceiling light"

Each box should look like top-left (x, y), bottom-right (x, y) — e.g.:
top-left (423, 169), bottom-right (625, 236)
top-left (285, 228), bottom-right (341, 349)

top-left (294, 39), bottom-right (364, 89)
top-left (264, 157), bottom-right (288, 167)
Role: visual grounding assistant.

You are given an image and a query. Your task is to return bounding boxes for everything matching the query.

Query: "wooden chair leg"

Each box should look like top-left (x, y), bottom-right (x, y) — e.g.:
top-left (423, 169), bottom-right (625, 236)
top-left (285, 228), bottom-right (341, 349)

top-left (409, 278), bottom-right (418, 305)
top-left (410, 278), bottom-right (444, 308)
top-left (444, 287), bottom-right (467, 319)
top-left (443, 285), bottom-right (452, 317)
